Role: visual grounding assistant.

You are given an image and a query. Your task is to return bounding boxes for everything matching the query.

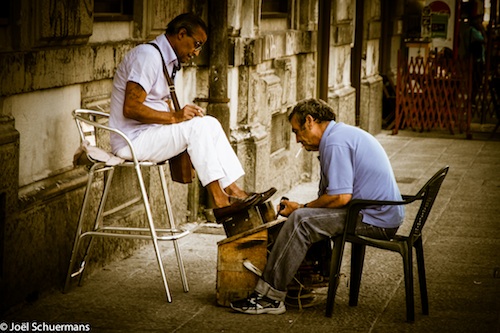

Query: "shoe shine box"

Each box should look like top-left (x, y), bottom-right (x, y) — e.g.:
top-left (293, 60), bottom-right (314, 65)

top-left (216, 226), bottom-right (268, 306)
top-left (215, 202), bottom-right (282, 307)
top-left (218, 202), bottom-right (275, 237)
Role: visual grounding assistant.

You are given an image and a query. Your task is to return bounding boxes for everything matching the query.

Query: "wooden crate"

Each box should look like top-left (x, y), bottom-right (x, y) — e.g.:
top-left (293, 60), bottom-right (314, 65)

top-left (216, 219), bottom-right (285, 307)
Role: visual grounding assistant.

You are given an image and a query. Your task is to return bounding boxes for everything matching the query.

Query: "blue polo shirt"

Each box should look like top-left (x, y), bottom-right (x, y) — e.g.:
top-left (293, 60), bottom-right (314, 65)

top-left (318, 121), bottom-right (404, 228)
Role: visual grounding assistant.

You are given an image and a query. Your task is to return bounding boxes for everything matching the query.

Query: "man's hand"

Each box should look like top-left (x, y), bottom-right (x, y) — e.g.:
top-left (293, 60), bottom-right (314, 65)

top-left (276, 199), bottom-right (301, 217)
top-left (174, 104), bottom-right (205, 122)
top-left (276, 193), bottom-right (352, 218)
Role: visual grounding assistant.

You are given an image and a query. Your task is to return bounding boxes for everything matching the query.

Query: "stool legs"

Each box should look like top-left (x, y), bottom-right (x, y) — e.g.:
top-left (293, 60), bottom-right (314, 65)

top-left (135, 164), bottom-right (173, 302)
top-left (64, 166), bottom-right (97, 293)
top-left (78, 167), bottom-right (115, 286)
top-left (158, 166), bottom-right (189, 292)
top-left (65, 163), bottom-right (188, 303)
top-left (64, 165), bottom-right (115, 292)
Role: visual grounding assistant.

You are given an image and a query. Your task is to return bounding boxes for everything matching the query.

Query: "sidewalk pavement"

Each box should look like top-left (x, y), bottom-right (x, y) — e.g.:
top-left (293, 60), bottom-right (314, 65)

top-left (2, 130), bottom-right (500, 333)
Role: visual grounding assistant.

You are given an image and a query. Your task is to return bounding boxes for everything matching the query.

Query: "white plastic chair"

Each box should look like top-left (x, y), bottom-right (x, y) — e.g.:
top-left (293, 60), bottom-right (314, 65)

top-left (64, 109), bottom-right (189, 302)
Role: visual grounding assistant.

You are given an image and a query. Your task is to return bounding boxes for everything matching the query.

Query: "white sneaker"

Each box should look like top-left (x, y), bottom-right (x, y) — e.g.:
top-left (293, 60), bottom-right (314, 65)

top-left (230, 292), bottom-right (286, 315)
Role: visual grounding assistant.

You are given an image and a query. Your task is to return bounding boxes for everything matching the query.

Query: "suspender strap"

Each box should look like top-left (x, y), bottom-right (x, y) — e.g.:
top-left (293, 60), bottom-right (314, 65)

top-left (147, 42), bottom-right (181, 111)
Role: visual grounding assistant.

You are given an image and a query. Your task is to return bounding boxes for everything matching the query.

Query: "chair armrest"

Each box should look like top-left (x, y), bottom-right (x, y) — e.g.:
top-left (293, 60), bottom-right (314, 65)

top-left (345, 196), bottom-right (417, 234)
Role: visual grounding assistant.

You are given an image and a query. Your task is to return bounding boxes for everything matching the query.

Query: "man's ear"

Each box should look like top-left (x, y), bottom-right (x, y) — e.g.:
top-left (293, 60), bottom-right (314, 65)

top-left (305, 114), bottom-right (315, 129)
top-left (178, 27), bottom-right (188, 40)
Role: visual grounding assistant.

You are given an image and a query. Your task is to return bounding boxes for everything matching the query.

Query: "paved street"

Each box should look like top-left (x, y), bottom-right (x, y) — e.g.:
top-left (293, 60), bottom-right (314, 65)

top-left (2, 129), bottom-right (500, 333)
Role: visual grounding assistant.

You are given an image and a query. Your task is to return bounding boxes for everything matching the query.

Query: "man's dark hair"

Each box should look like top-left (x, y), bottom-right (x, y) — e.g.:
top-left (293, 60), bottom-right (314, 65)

top-left (289, 98), bottom-right (336, 126)
top-left (165, 13), bottom-right (207, 36)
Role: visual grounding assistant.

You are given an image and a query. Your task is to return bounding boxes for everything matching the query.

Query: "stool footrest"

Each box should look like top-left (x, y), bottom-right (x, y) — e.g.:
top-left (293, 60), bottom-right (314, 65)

top-left (69, 261), bottom-right (87, 279)
top-left (80, 229), bottom-right (189, 241)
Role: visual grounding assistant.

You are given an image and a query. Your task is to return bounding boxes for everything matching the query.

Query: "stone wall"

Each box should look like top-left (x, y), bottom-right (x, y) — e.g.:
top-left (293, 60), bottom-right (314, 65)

top-left (228, 0), bottom-right (321, 192)
top-left (0, 118), bottom-right (20, 312)
top-left (330, 1), bottom-right (357, 126)
top-left (359, 0), bottom-right (383, 133)
top-left (0, 0), bottom-right (195, 314)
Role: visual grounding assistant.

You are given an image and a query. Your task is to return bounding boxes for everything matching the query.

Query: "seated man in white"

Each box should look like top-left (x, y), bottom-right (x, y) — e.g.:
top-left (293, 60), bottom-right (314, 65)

top-left (109, 13), bottom-right (275, 217)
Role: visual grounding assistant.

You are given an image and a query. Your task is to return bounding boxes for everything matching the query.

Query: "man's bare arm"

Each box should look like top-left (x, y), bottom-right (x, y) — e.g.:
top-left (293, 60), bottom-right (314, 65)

top-left (123, 81), bottom-right (203, 124)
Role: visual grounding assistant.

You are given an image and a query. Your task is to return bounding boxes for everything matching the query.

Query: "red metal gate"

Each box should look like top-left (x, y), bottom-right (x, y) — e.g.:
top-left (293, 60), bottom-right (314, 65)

top-left (393, 52), bottom-right (473, 138)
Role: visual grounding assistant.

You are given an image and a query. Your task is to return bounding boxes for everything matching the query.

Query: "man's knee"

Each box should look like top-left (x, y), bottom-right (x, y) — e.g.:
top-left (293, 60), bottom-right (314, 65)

top-left (199, 115), bottom-right (220, 126)
top-left (285, 210), bottom-right (312, 235)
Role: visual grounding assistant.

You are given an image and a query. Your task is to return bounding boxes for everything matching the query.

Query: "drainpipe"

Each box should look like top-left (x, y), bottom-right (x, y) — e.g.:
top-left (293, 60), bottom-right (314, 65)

top-left (317, 0), bottom-right (331, 101)
top-left (192, 0), bottom-right (230, 211)
top-left (352, 0), bottom-right (364, 125)
top-left (453, 0), bottom-right (461, 59)
top-left (205, 0), bottom-right (230, 136)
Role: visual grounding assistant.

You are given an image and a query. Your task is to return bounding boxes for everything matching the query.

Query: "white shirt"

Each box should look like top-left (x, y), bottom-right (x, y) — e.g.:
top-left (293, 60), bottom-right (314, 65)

top-left (109, 34), bottom-right (180, 152)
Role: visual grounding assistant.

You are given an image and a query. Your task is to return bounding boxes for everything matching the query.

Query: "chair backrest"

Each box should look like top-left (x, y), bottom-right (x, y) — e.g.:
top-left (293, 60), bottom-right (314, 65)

top-left (73, 109), bottom-right (109, 146)
top-left (408, 166), bottom-right (449, 239)
top-left (73, 109), bottom-right (140, 164)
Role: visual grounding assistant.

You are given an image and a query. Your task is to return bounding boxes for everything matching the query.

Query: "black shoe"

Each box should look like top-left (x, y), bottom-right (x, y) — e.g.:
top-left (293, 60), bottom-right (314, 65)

top-left (230, 292), bottom-right (286, 315)
top-left (212, 193), bottom-right (260, 220)
top-left (253, 187), bottom-right (277, 205)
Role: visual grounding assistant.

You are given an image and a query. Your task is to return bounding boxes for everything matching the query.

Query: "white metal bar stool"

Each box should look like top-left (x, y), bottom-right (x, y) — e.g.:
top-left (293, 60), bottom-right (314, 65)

top-left (64, 109), bottom-right (189, 302)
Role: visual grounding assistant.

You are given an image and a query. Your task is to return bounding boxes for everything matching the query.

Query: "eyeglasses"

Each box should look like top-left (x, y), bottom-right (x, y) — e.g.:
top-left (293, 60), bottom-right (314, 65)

top-left (189, 35), bottom-right (203, 52)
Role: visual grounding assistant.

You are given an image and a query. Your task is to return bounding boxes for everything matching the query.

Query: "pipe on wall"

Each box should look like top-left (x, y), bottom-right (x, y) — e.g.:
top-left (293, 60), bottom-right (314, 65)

top-left (317, 0), bottom-right (332, 101)
top-left (207, 0), bottom-right (230, 136)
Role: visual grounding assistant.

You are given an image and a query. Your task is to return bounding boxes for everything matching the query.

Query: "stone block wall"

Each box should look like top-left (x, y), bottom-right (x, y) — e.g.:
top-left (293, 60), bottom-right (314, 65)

top-left (0, 117), bottom-right (20, 313)
top-left (231, 29), bottom-right (318, 193)
top-left (359, 75), bottom-right (384, 133)
top-left (358, 0), bottom-right (383, 134)
top-left (0, 1), bottom-right (195, 314)
top-left (330, 1), bottom-right (356, 126)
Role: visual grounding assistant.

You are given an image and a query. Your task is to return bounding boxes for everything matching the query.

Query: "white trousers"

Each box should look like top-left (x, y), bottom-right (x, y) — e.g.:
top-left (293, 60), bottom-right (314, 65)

top-left (116, 116), bottom-right (245, 188)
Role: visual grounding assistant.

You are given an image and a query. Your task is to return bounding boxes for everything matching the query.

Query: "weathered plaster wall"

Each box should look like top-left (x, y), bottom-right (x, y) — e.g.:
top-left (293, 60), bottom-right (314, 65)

top-left (0, 0), bottom-right (196, 314)
top-left (3, 87), bottom-right (81, 186)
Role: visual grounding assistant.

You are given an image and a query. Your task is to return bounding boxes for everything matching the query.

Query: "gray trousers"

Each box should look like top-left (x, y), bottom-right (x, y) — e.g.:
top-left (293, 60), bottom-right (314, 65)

top-left (255, 207), bottom-right (398, 301)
